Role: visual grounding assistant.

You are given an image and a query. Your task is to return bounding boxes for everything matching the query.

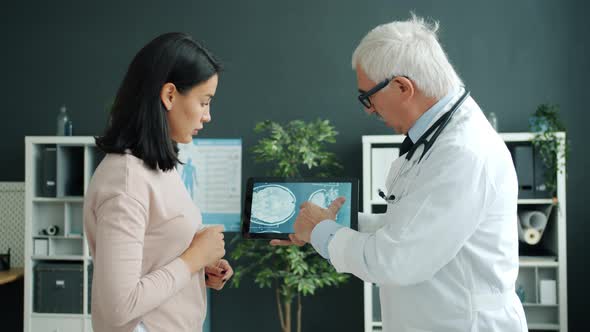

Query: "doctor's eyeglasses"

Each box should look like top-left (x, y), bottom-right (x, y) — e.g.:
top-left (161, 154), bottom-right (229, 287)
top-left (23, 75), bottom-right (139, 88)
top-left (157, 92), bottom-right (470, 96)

top-left (357, 75), bottom-right (409, 109)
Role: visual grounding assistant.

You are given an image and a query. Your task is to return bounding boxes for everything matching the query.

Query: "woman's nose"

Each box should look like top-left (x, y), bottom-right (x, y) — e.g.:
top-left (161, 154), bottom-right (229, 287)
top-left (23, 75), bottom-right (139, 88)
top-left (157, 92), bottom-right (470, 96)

top-left (203, 109), bottom-right (211, 123)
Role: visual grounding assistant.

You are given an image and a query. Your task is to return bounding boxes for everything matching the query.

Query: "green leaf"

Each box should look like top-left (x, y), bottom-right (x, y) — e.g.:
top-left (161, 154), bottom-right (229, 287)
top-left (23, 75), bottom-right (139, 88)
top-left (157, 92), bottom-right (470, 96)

top-left (530, 103), bottom-right (568, 196)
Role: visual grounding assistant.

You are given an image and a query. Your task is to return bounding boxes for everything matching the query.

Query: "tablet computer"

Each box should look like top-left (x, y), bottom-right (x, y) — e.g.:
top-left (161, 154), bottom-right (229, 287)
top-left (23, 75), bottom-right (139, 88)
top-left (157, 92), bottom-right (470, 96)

top-left (242, 177), bottom-right (358, 239)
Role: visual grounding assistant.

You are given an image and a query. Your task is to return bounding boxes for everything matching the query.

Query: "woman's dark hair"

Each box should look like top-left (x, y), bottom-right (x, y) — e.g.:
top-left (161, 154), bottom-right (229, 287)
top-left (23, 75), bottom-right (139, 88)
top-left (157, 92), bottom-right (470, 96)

top-left (96, 32), bottom-right (222, 171)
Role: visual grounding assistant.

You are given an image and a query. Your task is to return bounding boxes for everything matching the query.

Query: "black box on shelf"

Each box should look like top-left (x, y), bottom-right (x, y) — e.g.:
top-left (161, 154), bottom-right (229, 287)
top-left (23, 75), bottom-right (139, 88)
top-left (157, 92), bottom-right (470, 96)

top-left (34, 262), bottom-right (83, 314)
top-left (41, 147), bottom-right (57, 197)
top-left (511, 145), bottom-right (554, 199)
top-left (59, 147), bottom-right (85, 197)
top-left (513, 146), bottom-right (535, 198)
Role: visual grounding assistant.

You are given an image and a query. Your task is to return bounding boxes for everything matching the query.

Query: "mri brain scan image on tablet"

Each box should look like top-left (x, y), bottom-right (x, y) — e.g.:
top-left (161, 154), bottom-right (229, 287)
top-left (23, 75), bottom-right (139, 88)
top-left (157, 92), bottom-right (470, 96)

top-left (308, 187), bottom-right (340, 208)
top-left (243, 178), bottom-right (358, 239)
top-left (251, 184), bottom-right (297, 228)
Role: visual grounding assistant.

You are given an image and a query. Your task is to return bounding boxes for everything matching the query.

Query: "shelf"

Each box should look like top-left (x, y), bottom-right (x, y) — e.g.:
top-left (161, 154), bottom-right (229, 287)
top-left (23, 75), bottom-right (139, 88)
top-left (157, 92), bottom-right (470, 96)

top-left (32, 202), bottom-right (66, 237)
top-left (523, 303), bottom-right (559, 307)
top-left (527, 323), bottom-right (560, 330)
top-left (31, 313), bottom-right (85, 319)
top-left (518, 198), bottom-right (556, 205)
top-left (34, 235), bottom-right (83, 240)
top-left (367, 132), bottom-right (564, 144)
top-left (370, 198), bottom-right (556, 206)
top-left (33, 196), bottom-right (84, 203)
top-left (519, 256), bottom-right (558, 267)
top-left (32, 255), bottom-right (85, 261)
top-left (500, 132), bottom-right (565, 143)
top-left (362, 135), bottom-right (405, 144)
top-left (26, 136), bottom-right (95, 145)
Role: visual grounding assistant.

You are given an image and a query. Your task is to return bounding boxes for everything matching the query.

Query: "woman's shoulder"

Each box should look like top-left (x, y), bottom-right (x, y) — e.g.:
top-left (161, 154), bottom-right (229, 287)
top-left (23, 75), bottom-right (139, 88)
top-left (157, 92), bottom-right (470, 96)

top-left (87, 152), bottom-right (161, 210)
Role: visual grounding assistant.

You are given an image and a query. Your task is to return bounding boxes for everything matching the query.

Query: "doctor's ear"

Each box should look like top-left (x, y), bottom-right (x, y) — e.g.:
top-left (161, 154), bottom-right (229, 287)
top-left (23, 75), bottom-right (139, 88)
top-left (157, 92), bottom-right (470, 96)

top-left (160, 82), bottom-right (177, 112)
top-left (393, 76), bottom-right (415, 99)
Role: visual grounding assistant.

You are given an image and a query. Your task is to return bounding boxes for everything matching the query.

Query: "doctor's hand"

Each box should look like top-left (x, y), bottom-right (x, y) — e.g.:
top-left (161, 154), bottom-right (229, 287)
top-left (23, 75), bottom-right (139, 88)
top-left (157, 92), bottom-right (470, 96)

top-left (294, 197), bottom-right (346, 243)
top-left (269, 233), bottom-right (307, 247)
top-left (205, 259), bottom-right (233, 290)
top-left (270, 197), bottom-right (346, 246)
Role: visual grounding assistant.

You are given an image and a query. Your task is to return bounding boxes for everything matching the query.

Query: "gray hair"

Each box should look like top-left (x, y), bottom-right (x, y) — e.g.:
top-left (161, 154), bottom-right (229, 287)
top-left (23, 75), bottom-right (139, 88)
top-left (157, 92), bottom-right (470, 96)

top-left (352, 14), bottom-right (463, 99)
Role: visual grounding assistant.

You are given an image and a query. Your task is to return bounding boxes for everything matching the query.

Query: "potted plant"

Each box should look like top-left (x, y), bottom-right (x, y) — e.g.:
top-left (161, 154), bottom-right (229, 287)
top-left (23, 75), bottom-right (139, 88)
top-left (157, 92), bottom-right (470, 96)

top-left (529, 103), bottom-right (569, 197)
top-left (230, 119), bottom-right (349, 332)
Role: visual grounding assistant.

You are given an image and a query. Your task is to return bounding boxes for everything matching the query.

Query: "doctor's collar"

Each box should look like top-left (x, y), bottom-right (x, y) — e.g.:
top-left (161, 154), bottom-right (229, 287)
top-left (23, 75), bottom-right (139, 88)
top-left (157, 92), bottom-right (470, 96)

top-left (407, 88), bottom-right (459, 143)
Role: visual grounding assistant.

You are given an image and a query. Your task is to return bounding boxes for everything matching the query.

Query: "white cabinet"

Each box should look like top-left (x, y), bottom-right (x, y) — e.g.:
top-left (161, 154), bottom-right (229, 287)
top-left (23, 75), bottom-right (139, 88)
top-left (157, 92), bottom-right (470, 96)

top-left (24, 137), bottom-right (101, 332)
top-left (361, 133), bottom-right (568, 332)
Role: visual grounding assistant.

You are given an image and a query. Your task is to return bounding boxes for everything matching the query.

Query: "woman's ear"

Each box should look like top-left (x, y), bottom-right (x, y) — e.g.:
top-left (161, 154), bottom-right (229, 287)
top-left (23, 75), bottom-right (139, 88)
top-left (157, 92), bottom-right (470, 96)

top-left (160, 83), bottom-right (177, 111)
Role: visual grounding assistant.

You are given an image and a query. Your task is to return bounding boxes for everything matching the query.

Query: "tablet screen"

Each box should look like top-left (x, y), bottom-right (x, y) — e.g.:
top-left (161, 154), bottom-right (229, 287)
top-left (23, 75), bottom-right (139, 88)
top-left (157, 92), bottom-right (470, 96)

top-left (243, 178), bottom-right (358, 239)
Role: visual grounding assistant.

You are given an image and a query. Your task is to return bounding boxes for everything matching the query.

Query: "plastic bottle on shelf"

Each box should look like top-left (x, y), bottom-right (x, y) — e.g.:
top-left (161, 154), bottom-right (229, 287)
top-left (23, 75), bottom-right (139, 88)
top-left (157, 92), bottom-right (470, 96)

top-left (486, 111), bottom-right (498, 131)
top-left (516, 283), bottom-right (526, 303)
top-left (56, 105), bottom-right (70, 136)
top-left (65, 119), bottom-right (73, 136)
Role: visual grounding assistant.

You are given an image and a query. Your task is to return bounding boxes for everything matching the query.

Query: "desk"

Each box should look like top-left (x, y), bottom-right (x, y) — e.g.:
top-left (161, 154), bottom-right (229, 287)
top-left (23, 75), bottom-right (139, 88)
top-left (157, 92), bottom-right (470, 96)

top-left (0, 268), bottom-right (24, 285)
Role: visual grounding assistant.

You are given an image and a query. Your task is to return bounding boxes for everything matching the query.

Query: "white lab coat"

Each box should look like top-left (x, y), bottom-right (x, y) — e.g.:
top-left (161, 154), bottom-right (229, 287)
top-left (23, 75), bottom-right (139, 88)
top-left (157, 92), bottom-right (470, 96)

top-left (328, 91), bottom-right (528, 332)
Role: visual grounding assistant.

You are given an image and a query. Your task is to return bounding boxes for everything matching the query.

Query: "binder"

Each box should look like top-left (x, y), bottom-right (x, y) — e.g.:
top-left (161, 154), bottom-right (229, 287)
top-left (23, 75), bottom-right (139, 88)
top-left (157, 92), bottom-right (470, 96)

top-left (41, 146), bottom-right (57, 197)
top-left (513, 146), bottom-right (534, 199)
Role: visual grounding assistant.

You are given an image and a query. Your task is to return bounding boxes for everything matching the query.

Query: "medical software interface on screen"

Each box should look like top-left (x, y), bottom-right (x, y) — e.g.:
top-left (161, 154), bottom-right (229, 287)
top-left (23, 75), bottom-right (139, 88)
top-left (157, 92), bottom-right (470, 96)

top-left (250, 182), bottom-right (352, 234)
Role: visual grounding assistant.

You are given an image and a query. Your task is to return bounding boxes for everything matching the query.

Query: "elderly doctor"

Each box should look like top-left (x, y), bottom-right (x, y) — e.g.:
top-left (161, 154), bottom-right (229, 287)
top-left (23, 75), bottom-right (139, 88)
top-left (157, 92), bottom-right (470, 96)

top-left (272, 15), bottom-right (528, 332)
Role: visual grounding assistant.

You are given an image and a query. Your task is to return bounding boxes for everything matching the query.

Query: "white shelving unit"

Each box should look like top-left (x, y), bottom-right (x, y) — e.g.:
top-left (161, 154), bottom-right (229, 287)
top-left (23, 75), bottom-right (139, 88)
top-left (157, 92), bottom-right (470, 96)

top-left (362, 132), bottom-right (567, 332)
top-left (24, 136), bottom-right (102, 332)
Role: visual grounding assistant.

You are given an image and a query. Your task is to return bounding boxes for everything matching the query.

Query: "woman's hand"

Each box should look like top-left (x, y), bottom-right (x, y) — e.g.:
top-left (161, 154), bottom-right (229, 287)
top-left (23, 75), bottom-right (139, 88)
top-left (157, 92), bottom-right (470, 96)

top-left (180, 226), bottom-right (226, 275)
top-left (205, 259), bottom-right (233, 290)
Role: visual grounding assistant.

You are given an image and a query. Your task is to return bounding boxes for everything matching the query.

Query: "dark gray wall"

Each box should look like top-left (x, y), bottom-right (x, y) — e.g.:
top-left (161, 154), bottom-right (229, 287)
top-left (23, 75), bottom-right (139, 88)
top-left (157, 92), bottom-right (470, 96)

top-left (1, 0), bottom-right (588, 331)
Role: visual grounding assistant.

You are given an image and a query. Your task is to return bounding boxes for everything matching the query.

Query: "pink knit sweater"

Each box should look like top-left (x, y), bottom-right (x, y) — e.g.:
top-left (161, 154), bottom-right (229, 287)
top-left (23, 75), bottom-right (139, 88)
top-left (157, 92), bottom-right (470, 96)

top-left (84, 153), bottom-right (205, 332)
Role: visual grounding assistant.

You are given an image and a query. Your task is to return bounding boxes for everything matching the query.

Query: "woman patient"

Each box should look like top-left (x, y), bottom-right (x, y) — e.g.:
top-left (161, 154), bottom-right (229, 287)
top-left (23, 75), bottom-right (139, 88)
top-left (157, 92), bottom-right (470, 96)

top-left (84, 32), bottom-right (233, 332)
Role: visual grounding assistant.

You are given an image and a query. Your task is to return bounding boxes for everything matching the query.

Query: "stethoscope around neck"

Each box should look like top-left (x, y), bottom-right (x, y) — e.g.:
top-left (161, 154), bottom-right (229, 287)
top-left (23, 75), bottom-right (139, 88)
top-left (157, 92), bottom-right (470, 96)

top-left (378, 88), bottom-right (471, 203)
